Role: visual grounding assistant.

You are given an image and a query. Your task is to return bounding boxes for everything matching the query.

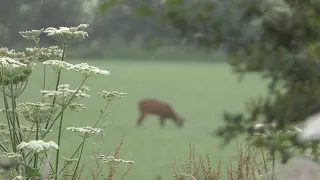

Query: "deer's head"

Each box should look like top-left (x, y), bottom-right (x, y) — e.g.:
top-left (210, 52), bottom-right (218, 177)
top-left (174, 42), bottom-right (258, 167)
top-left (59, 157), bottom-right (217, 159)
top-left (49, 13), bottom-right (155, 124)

top-left (175, 116), bottom-right (184, 127)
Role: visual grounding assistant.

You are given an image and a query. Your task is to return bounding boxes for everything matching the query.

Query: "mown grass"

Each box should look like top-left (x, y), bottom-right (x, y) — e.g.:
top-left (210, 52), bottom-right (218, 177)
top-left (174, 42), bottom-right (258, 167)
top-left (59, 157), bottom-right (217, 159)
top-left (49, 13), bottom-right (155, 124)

top-left (0, 59), bottom-right (269, 180)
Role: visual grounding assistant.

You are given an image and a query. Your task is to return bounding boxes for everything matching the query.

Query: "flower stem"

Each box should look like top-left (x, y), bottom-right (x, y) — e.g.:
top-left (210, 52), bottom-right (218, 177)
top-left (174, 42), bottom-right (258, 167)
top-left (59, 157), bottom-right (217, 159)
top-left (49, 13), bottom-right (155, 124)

top-left (9, 77), bottom-right (17, 152)
top-left (71, 138), bottom-right (86, 180)
top-left (93, 100), bottom-right (110, 128)
top-left (55, 110), bottom-right (64, 180)
top-left (0, 71), bottom-right (13, 152)
top-left (45, 44), bottom-right (66, 130)
top-left (58, 140), bottom-right (84, 175)
top-left (42, 77), bottom-right (88, 138)
top-left (43, 65), bottom-right (46, 91)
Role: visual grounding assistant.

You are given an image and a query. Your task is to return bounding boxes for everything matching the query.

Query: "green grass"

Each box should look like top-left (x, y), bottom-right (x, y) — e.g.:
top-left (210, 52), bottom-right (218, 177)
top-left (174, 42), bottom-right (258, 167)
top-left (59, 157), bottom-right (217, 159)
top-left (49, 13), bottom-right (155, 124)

top-left (1, 59), bottom-right (269, 180)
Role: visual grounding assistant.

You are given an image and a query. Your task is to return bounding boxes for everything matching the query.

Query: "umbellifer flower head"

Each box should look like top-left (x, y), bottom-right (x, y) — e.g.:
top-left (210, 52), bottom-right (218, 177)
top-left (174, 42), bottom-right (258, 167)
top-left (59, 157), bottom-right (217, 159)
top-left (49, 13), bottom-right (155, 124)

top-left (19, 29), bottom-right (44, 41)
top-left (16, 102), bottom-right (58, 123)
top-left (44, 24), bottom-right (89, 44)
top-left (26, 46), bottom-right (63, 62)
top-left (97, 91), bottom-right (126, 101)
top-left (66, 126), bottom-right (104, 138)
top-left (41, 84), bottom-right (90, 106)
top-left (43, 60), bottom-right (73, 72)
top-left (72, 63), bottom-right (110, 77)
top-left (0, 152), bottom-right (23, 161)
top-left (17, 140), bottom-right (59, 153)
top-left (0, 57), bottom-right (28, 77)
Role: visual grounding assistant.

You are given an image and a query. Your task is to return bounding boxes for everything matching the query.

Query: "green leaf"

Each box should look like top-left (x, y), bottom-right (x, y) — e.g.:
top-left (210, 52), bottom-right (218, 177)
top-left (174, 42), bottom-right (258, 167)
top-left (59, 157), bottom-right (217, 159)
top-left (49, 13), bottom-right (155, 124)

top-left (99, 0), bottom-right (120, 12)
top-left (134, 6), bottom-right (155, 16)
top-left (166, 0), bottom-right (183, 6)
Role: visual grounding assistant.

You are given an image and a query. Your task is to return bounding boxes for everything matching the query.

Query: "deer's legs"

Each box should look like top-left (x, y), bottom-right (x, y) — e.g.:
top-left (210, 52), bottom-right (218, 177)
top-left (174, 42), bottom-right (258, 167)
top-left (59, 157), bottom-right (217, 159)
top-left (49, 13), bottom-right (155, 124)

top-left (137, 112), bottom-right (147, 126)
top-left (160, 118), bottom-right (165, 128)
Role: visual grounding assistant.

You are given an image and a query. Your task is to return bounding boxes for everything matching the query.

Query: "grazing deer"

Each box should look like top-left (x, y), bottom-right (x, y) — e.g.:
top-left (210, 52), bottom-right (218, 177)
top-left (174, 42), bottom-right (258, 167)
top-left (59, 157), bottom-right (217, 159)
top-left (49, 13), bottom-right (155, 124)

top-left (137, 99), bottom-right (184, 128)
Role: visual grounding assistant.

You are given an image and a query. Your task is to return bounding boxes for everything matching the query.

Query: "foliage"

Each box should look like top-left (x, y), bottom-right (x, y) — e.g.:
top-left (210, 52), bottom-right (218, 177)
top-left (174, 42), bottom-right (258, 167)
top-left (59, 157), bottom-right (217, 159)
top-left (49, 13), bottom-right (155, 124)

top-left (171, 141), bottom-right (268, 180)
top-left (122, 0), bottom-right (320, 164)
top-left (0, 24), bottom-right (133, 179)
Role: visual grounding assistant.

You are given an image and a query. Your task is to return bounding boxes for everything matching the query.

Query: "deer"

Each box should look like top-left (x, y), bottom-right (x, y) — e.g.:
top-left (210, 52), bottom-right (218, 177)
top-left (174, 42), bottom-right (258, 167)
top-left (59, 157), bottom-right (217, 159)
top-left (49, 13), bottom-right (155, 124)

top-left (136, 98), bottom-right (184, 128)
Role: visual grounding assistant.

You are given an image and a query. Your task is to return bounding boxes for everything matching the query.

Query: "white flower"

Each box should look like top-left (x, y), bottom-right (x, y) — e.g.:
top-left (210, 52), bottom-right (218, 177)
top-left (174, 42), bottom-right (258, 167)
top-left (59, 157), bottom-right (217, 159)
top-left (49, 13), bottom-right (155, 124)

top-left (72, 63), bottom-right (110, 77)
top-left (19, 29), bottom-right (44, 41)
top-left (62, 157), bottom-right (78, 163)
top-left (254, 124), bottom-right (265, 130)
top-left (68, 102), bottom-right (87, 112)
top-left (44, 24), bottom-right (89, 43)
top-left (0, 152), bottom-right (23, 160)
top-left (16, 102), bottom-right (58, 123)
top-left (43, 60), bottom-right (73, 71)
top-left (17, 140), bottom-right (59, 153)
top-left (26, 46), bottom-right (63, 62)
top-left (66, 126), bottom-right (104, 138)
top-left (0, 57), bottom-right (27, 77)
top-left (253, 123), bottom-right (276, 131)
top-left (41, 84), bottom-right (90, 106)
top-left (97, 91), bottom-right (126, 101)
top-left (102, 155), bottom-right (134, 164)
top-left (298, 112), bottom-right (320, 142)
top-left (19, 125), bottom-right (52, 133)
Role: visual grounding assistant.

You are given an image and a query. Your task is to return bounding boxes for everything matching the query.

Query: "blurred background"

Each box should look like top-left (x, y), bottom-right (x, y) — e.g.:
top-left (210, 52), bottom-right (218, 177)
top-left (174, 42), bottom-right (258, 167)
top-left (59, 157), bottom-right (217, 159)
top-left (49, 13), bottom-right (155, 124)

top-left (1, 0), bottom-right (315, 179)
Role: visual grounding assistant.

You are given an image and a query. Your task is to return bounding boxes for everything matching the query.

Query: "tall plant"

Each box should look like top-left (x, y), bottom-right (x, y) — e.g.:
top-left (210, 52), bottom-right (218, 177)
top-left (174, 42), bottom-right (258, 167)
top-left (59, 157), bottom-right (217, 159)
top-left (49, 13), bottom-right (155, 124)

top-left (0, 24), bottom-right (133, 179)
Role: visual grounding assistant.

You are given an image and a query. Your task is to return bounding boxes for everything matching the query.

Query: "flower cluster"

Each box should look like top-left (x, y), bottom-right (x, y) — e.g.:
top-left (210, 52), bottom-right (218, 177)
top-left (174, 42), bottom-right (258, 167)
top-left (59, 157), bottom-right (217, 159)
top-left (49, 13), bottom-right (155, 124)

top-left (90, 154), bottom-right (134, 164)
top-left (66, 126), bottom-right (104, 138)
top-left (68, 102), bottom-right (87, 112)
top-left (44, 24), bottom-right (89, 44)
top-left (0, 152), bottom-right (23, 161)
top-left (16, 102), bottom-right (58, 123)
top-left (41, 84), bottom-right (90, 106)
top-left (43, 60), bottom-right (73, 72)
top-left (102, 155), bottom-right (134, 164)
top-left (62, 157), bottom-right (78, 163)
top-left (19, 125), bottom-right (52, 133)
top-left (0, 57), bottom-right (28, 77)
top-left (0, 48), bottom-right (26, 62)
top-left (19, 29), bottom-right (44, 41)
top-left (97, 91), bottom-right (126, 101)
top-left (72, 63), bottom-right (110, 77)
top-left (17, 140), bottom-right (59, 153)
top-left (0, 123), bottom-right (10, 138)
top-left (0, 49), bottom-right (34, 86)
top-left (42, 60), bottom-right (110, 77)
top-left (253, 123), bottom-right (302, 139)
top-left (26, 46), bottom-right (63, 62)
top-left (253, 123), bottom-right (276, 131)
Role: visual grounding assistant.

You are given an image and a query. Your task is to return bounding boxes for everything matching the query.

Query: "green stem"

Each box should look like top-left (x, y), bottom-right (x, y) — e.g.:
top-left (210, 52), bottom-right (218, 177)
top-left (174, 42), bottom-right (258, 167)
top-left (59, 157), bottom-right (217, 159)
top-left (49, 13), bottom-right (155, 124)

top-left (93, 100), bottom-right (110, 128)
top-left (13, 100), bottom-right (23, 144)
top-left (260, 146), bottom-right (269, 179)
top-left (0, 71), bottom-right (13, 149)
top-left (71, 138), bottom-right (86, 180)
top-left (9, 77), bottom-right (17, 152)
top-left (41, 65), bottom-right (47, 103)
top-left (33, 153), bottom-right (38, 169)
top-left (42, 77), bottom-right (88, 138)
top-left (58, 140), bottom-right (84, 175)
top-left (45, 44), bottom-right (66, 130)
top-left (43, 152), bottom-right (55, 173)
top-left (54, 110), bottom-right (64, 180)
top-left (271, 131), bottom-right (275, 180)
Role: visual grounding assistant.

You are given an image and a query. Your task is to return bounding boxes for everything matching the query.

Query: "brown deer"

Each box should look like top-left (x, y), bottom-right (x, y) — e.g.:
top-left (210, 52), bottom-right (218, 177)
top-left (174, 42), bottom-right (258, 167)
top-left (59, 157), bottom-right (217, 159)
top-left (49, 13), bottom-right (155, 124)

top-left (137, 99), bottom-right (184, 128)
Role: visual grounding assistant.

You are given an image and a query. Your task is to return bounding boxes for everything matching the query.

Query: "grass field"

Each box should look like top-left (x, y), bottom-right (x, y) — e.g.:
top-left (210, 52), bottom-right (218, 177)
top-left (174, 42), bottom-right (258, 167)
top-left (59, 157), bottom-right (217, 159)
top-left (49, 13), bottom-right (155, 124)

top-left (1, 59), bottom-right (269, 179)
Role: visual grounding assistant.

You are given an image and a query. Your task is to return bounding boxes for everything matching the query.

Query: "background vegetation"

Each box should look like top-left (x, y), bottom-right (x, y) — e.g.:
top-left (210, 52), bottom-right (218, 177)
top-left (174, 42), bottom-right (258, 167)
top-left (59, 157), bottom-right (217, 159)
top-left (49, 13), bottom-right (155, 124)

top-left (2, 0), bottom-right (320, 179)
